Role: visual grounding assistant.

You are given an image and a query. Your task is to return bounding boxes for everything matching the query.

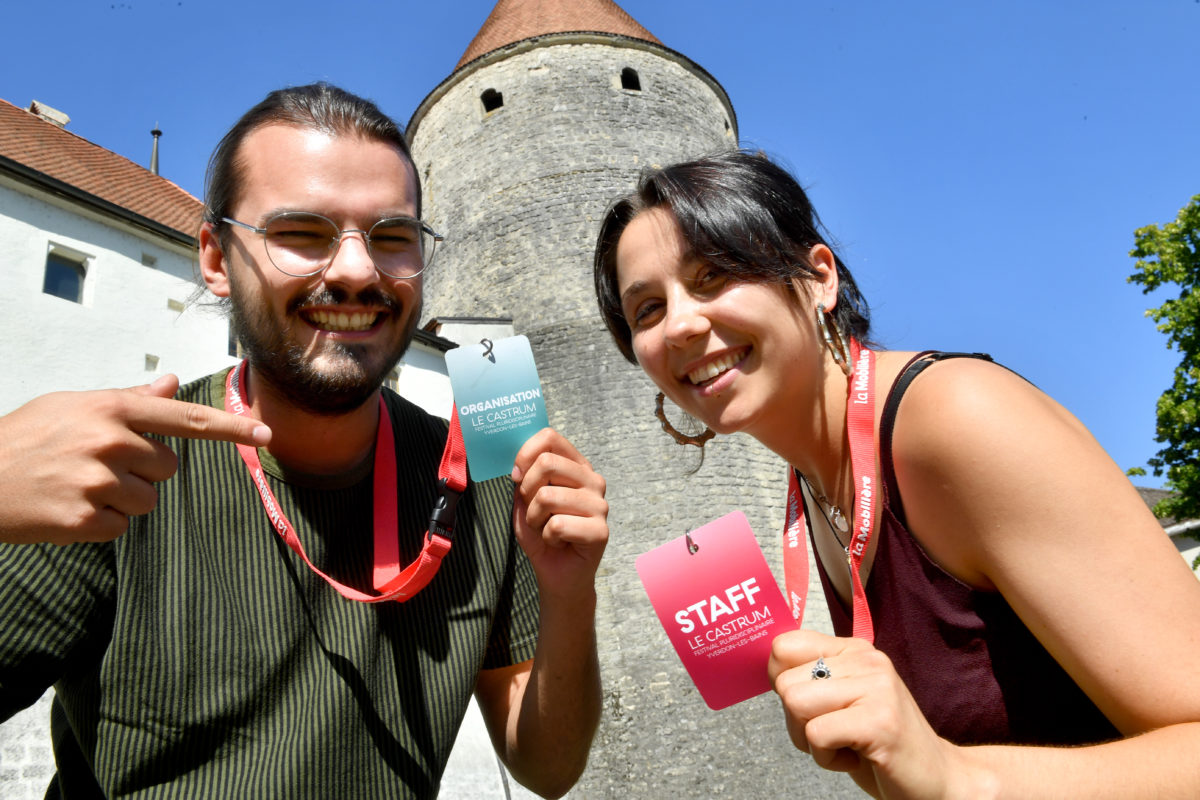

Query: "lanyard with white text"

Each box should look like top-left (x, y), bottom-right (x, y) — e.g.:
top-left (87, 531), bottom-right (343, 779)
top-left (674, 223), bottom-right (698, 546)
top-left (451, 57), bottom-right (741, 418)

top-left (782, 339), bottom-right (877, 642)
top-left (225, 361), bottom-right (468, 603)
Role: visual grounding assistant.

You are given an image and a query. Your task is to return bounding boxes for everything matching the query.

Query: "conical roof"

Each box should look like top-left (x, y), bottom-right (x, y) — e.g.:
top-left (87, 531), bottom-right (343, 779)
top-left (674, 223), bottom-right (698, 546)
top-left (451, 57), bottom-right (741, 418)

top-left (457, 0), bottom-right (661, 68)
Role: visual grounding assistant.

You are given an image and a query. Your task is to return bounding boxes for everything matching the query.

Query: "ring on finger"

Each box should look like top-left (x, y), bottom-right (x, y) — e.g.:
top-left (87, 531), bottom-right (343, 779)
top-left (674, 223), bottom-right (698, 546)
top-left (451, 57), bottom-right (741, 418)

top-left (811, 657), bottom-right (832, 680)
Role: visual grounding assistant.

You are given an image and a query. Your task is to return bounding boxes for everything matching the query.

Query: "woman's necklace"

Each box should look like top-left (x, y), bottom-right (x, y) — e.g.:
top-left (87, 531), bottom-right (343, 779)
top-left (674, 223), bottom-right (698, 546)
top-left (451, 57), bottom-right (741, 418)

top-left (801, 475), bottom-right (850, 552)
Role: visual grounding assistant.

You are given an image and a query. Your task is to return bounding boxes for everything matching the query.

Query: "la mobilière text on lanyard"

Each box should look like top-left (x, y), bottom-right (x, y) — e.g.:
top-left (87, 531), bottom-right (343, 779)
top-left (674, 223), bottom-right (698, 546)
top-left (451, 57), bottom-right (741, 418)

top-left (783, 338), bottom-right (878, 642)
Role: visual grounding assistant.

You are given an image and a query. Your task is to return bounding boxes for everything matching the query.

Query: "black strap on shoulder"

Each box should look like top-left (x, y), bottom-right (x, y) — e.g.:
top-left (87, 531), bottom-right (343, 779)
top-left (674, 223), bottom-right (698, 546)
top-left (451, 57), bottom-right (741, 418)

top-left (879, 351), bottom-right (993, 529)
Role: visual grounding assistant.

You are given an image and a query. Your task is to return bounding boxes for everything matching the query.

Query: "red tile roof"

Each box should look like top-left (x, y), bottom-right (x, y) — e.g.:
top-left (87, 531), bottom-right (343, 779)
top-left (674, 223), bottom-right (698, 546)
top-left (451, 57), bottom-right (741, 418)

top-left (0, 98), bottom-right (202, 240)
top-left (457, 0), bottom-right (661, 69)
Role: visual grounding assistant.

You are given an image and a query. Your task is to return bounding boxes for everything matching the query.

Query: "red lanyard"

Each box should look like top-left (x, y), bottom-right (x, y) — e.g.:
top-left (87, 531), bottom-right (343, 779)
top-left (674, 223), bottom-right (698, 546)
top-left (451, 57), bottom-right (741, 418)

top-left (782, 339), bottom-right (877, 642)
top-left (224, 361), bottom-right (468, 603)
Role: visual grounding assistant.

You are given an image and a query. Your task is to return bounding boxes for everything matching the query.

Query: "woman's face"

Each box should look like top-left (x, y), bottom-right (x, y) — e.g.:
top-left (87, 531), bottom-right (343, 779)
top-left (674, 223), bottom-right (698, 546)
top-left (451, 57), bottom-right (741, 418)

top-left (614, 207), bottom-right (832, 437)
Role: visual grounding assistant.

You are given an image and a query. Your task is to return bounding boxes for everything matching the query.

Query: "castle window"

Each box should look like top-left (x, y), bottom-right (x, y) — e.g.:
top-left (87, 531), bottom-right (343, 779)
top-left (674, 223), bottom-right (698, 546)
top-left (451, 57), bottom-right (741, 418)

top-left (43, 248), bottom-right (87, 303)
top-left (620, 68), bottom-right (641, 91)
top-left (481, 89), bottom-right (504, 112)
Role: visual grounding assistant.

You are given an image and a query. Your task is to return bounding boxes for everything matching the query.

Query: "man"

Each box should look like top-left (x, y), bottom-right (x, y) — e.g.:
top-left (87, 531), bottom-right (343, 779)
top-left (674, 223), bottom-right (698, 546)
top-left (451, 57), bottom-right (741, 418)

top-left (0, 84), bottom-right (607, 799)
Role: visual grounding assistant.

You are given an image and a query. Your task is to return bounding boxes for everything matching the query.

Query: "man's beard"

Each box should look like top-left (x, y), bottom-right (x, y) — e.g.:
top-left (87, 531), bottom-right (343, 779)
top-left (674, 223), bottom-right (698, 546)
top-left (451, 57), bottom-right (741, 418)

top-left (228, 280), bottom-right (418, 416)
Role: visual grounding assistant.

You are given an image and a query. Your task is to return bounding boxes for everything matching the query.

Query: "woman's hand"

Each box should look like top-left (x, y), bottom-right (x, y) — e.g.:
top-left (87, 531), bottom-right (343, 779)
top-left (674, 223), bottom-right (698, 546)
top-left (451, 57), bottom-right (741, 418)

top-left (768, 629), bottom-right (984, 799)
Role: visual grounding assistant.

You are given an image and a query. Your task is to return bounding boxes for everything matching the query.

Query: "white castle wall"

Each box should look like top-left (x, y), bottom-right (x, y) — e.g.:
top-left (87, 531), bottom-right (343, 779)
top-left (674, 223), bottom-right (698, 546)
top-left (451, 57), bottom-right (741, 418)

top-left (0, 176), bottom-right (238, 411)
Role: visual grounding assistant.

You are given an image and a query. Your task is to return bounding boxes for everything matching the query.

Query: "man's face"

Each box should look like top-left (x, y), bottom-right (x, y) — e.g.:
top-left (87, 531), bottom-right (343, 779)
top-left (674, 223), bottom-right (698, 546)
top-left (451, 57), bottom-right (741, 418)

top-left (215, 124), bottom-right (423, 415)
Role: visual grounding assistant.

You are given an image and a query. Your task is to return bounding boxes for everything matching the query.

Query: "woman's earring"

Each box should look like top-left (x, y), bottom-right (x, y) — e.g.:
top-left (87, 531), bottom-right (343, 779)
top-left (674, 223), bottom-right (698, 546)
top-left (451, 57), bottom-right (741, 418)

top-left (816, 303), bottom-right (852, 377)
top-left (654, 392), bottom-right (715, 447)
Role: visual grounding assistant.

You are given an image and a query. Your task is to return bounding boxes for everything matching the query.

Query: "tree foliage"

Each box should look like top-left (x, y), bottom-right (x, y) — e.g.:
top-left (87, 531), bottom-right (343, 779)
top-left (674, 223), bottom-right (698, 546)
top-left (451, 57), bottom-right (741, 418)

top-left (1128, 194), bottom-right (1200, 522)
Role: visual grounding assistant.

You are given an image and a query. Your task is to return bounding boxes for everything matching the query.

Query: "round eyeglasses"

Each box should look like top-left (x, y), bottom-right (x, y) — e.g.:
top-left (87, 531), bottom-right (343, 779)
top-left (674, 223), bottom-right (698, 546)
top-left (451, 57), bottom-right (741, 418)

top-left (221, 212), bottom-right (443, 279)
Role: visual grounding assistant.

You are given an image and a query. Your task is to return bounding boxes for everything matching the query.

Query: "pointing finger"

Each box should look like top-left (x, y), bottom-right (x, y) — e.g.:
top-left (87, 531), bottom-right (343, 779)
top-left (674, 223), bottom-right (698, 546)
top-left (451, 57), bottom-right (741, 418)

top-left (123, 394), bottom-right (271, 446)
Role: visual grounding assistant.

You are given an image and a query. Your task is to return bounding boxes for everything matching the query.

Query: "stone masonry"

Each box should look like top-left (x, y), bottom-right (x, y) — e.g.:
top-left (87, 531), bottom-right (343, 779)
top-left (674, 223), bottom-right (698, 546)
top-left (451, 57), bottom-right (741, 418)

top-left (409, 32), bottom-right (859, 799)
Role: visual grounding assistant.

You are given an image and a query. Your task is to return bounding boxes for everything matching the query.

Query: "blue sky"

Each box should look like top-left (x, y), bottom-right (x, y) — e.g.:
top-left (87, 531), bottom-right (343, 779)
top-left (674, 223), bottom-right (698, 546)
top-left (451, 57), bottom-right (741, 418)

top-left (3, 0), bottom-right (1197, 485)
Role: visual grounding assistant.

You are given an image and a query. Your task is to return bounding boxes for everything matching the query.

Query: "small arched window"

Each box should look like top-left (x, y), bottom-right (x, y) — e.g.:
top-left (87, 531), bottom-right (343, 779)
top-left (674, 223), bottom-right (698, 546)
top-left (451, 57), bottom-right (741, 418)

top-left (620, 68), bottom-right (641, 91)
top-left (481, 88), bottom-right (504, 112)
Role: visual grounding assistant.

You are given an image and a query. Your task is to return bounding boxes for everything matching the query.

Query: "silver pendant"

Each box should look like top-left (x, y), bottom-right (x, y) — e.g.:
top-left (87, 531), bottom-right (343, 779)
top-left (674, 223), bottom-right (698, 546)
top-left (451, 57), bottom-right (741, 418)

top-left (828, 506), bottom-right (849, 534)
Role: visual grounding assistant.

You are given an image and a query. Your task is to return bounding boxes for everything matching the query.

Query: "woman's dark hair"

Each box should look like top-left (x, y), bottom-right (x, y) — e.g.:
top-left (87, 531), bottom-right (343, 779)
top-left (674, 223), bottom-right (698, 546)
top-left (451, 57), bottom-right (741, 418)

top-left (203, 83), bottom-right (418, 237)
top-left (593, 150), bottom-right (870, 363)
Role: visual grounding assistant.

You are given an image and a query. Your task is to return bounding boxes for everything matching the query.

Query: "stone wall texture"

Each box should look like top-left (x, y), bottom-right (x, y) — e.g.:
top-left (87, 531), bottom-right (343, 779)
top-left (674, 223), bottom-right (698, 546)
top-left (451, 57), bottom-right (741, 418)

top-left (411, 37), bottom-right (858, 798)
top-left (0, 692), bottom-right (54, 800)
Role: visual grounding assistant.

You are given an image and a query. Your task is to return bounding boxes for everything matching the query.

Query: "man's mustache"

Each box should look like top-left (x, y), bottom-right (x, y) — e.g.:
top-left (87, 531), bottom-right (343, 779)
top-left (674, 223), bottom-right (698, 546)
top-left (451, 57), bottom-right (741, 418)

top-left (286, 287), bottom-right (402, 315)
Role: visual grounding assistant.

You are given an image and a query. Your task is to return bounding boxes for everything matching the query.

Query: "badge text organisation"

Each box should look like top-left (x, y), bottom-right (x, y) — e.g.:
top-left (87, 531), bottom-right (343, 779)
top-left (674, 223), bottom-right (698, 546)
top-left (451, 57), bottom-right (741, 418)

top-left (459, 389), bottom-right (543, 425)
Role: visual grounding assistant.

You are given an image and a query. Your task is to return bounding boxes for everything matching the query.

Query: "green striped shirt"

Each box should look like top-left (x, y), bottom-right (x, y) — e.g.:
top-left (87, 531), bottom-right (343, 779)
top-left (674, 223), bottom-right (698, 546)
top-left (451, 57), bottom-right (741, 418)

top-left (0, 370), bottom-right (540, 799)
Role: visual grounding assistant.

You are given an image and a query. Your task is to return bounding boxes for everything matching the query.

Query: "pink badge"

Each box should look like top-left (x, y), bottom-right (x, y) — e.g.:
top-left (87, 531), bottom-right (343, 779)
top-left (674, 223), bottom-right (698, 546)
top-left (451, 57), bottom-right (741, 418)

top-left (636, 511), bottom-right (797, 710)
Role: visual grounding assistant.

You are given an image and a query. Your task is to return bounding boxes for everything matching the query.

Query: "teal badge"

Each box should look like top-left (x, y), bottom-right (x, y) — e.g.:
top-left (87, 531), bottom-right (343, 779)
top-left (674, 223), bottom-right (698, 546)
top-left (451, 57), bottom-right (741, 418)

top-left (445, 335), bottom-right (550, 481)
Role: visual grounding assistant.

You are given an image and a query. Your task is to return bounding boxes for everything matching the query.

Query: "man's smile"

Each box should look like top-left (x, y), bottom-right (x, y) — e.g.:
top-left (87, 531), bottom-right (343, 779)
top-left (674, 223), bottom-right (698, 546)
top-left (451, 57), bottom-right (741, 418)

top-left (301, 308), bottom-right (385, 332)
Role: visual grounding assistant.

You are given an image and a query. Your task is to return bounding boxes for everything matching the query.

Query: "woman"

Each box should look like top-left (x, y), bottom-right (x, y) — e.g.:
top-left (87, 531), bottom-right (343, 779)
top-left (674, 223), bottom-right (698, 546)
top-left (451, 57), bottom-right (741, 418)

top-left (593, 150), bottom-right (1200, 798)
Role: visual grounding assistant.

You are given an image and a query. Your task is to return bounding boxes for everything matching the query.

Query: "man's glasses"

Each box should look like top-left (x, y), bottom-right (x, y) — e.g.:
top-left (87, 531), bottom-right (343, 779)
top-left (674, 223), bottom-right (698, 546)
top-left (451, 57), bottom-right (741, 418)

top-left (222, 212), bottom-right (443, 279)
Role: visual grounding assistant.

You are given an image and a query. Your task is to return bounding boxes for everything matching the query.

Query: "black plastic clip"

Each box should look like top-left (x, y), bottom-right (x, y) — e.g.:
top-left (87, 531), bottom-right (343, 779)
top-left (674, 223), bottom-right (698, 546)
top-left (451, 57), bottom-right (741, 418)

top-left (428, 478), bottom-right (463, 541)
top-left (481, 338), bottom-right (495, 362)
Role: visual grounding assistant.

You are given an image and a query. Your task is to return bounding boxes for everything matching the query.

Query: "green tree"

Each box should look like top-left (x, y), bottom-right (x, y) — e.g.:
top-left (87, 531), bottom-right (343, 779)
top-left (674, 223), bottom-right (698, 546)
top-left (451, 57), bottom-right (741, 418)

top-left (1128, 194), bottom-right (1200, 522)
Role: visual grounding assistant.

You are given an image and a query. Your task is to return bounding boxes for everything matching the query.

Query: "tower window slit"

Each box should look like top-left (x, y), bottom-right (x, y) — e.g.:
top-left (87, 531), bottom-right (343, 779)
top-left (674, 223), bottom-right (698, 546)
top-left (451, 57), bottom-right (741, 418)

top-left (481, 88), bottom-right (504, 112)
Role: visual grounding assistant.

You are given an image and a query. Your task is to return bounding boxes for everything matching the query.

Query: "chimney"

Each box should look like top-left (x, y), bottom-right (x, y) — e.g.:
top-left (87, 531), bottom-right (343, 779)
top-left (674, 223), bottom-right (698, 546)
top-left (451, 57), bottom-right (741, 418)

top-left (150, 125), bottom-right (162, 175)
top-left (27, 100), bottom-right (69, 128)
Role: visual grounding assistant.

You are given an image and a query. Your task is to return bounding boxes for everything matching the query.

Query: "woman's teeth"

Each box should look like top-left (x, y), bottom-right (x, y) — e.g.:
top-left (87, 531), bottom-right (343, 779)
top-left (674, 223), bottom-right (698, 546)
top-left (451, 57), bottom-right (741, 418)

top-left (308, 310), bottom-right (378, 331)
top-left (688, 350), bottom-right (745, 384)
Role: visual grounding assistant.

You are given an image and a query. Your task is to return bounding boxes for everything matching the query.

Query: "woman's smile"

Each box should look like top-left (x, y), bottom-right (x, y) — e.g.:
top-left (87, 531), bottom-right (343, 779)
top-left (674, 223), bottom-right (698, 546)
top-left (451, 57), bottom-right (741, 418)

top-left (684, 346), bottom-right (750, 386)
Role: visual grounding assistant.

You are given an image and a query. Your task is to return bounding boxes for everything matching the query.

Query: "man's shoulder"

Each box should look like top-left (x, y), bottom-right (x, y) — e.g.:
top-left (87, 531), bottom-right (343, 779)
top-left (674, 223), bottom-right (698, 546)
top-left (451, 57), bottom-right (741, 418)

top-left (176, 368), bottom-right (235, 410)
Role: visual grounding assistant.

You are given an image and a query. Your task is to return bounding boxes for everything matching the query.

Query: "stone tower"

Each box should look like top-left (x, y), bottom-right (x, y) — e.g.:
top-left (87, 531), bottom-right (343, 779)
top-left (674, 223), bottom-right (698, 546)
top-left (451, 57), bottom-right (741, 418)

top-left (408, 2), bottom-right (845, 796)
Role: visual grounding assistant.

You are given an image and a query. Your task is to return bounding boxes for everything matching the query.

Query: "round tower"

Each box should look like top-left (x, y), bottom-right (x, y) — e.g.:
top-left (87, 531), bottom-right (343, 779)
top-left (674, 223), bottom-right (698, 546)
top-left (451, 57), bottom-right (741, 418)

top-left (408, 2), bottom-right (841, 796)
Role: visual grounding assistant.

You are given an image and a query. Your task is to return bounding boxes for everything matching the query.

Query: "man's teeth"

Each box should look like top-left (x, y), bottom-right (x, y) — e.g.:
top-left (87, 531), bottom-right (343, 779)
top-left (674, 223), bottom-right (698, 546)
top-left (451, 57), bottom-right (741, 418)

top-left (688, 351), bottom-right (744, 384)
top-left (308, 310), bottom-right (378, 331)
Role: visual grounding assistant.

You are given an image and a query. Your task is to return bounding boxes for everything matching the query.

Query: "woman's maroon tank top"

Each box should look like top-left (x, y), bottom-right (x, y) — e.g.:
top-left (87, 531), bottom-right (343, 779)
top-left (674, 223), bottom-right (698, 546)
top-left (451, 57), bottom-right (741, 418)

top-left (810, 352), bottom-right (1118, 745)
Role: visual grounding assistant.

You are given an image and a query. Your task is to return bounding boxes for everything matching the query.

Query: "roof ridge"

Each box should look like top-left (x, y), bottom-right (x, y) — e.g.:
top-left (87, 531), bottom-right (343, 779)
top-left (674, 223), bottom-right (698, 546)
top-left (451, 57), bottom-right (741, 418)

top-left (456, 0), bottom-right (660, 69)
top-left (0, 96), bottom-right (202, 239)
top-left (8, 99), bottom-right (199, 199)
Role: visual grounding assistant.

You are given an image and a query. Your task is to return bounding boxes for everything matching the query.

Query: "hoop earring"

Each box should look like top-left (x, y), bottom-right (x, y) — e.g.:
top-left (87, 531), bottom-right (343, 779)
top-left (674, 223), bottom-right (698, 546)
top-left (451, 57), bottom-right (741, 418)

top-left (816, 303), bottom-right (852, 377)
top-left (654, 392), bottom-right (715, 447)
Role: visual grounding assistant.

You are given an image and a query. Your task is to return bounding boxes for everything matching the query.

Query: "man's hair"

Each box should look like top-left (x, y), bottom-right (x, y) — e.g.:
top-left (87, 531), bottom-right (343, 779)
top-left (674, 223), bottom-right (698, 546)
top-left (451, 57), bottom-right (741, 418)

top-left (203, 83), bottom-right (419, 237)
top-left (593, 149), bottom-right (870, 364)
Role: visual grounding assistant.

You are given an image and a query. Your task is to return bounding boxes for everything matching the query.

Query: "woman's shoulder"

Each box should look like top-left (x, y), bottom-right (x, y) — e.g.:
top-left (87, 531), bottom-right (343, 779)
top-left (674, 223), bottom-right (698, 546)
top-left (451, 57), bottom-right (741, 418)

top-left (877, 349), bottom-right (1062, 442)
top-left (877, 347), bottom-right (1023, 389)
top-left (878, 349), bottom-right (1096, 586)
top-left (884, 348), bottom-right (1097, 498)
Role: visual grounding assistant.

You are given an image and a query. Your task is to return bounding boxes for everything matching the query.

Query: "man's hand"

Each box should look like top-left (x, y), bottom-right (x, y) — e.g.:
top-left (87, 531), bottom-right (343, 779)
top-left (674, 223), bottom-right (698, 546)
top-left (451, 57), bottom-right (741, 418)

top-left (0, 375), bottom-right (271, 545)
top-left (510, 428), bottom-right (608, 600)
